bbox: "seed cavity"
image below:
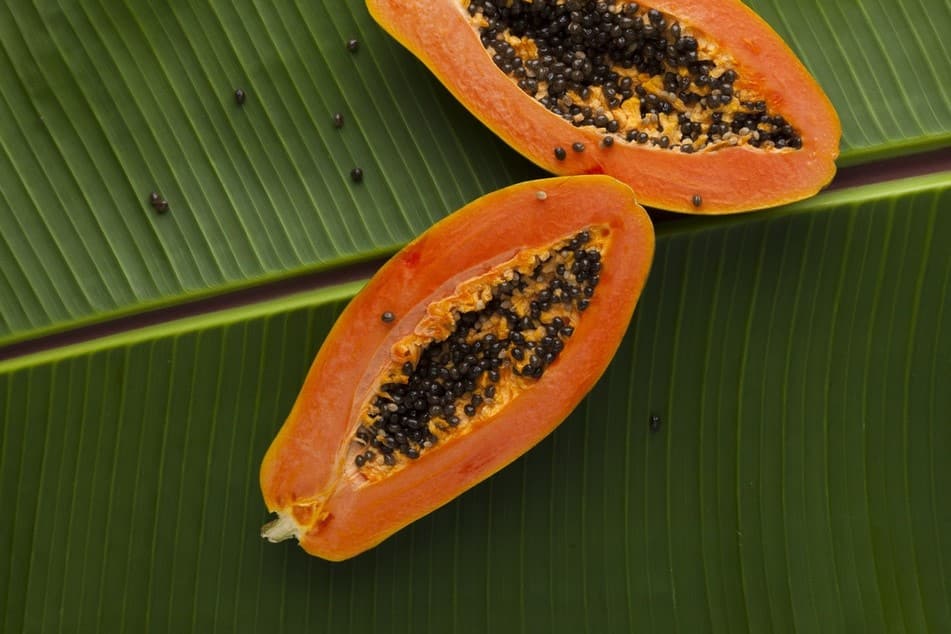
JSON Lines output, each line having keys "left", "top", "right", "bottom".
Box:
{"left": 351, "top": 227, "right": 608, "bottom": 480}
{"left": 465, "top": 0, "right": 803, "bottom": 153}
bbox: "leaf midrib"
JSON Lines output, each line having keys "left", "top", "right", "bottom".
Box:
{"left": 1, "top": 156, "right": 949, "bottom": 365}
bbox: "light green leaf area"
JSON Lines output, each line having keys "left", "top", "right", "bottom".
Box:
{"left": 3, "top": 173, "right": 948, "bottom": 633}
{"left": 746, "top": 0, "right": 951, "bottom": 164}
{"left": 1, "top": 1, "right": 949, "bottom": 346}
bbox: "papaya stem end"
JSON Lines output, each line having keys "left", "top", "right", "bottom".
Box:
{"left": 261, "top": 513, "right": 299, "bottom": 543}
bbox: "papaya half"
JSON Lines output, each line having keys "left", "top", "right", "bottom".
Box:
{"left": 366, "top": 0, "right": 841, "bottom": 214}
{"left": 260, "top": 175, "right": 654, "bottom": 560}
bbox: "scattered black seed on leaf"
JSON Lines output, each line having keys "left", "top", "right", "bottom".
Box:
{"left": 347, "top": 38, "right": 360, "bottom": 52}
{"left": 333, "top": 112, "right": 345, "bottom": 128}
{"left": 150, "top": 194, "right": 169, "bottom": 214}
{"left": 234, "top": 88, "right": 246, "bottom": 105}
{"left": 649, "top": 414, "right": 662, "bottom": 432}
{"left": 350, "top": 167, "right": 364, "bottom": 183}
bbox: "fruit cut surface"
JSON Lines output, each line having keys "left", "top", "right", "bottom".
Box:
{"left": 367, "top": 0, "right": 841, "bottom": 213}
{"left": 259, "top": 175, "right": 654, "bottom": 560}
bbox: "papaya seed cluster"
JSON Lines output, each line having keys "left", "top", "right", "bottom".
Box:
{"left": 466, "top": 0, "right": 803, "bottom": 153}
{"left": 353, "top": 229, "right": 603, "bottom": 472}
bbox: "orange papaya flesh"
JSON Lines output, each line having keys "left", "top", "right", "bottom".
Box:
{"left": 259, "top": 176, "right": 654, "bottom": 561}
{"left": 366, "top": 0, "right": 841, "bottom": 214}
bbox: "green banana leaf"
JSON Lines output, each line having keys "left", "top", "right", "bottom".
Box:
{"left": 2, "top": 174, "right": 949, "bottom": 632}
{"left": 1, "top": 0, "right": 950, "bottom": 632}
{"left": 1, "top": 0, "right": 949, "bottom": 345}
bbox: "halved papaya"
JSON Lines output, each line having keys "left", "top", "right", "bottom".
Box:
{"left": 367, "top": 0, "right": 841, "bottom": 214}
{"left": 260, "top": 175, "right": 654, "bottom": 560}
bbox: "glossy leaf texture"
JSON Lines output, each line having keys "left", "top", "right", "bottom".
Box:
{"left": 1, "top": 0, "right": 949, "bottom": 345}
{"left": 746, "top": 0, "right": 951, "bottom": 164}
{"left": 0, "top": 1, "right": 542, "bottom": 346}
{"left": 2, "top": 173, "right": 949, "bottom": 633}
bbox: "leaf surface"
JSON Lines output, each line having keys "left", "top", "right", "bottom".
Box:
{"left": 1, "top": 1, "right": 949, "bottom": 344}
{"left": 3, "top": 173, "right": 948, "bottom": 633}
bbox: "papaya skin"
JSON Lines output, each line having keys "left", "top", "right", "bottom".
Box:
{"left": 366, "top": 0, "right": 841, "bottom": 214}
{"left": 260, "top": 175, "right": 654, "bottom": 561}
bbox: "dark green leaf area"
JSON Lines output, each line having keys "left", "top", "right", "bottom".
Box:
{"left": 2, "top": 177, "right": 949, "bottom": 633}
{"left": 0, "top": 1, "right": 541, "bottom": 345}
{"left": 3, "top": 0, "right": 951, "bottom": 345}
